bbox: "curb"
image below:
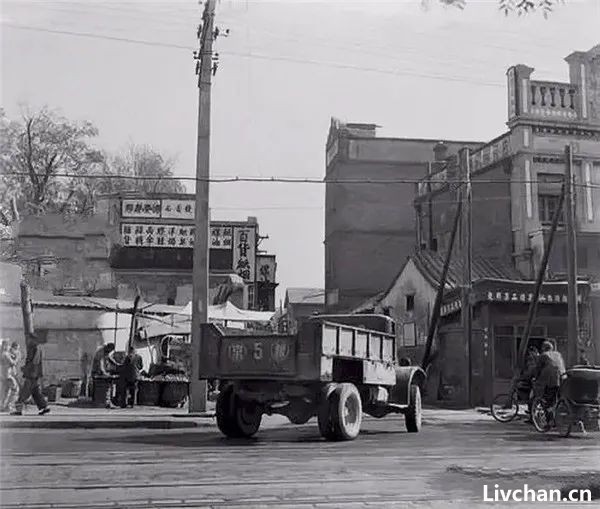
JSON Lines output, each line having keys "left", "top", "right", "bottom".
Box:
{"left": 0, "top": 416, "right": 216, "bottom": 430}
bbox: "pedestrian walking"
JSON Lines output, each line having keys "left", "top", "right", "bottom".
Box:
{"left": 116, "top": 346, "right": 143, "bottom": 408}
{"left": 1, "top": 341, "right": 21, "bottom": 412}
{"left": 10, "top": 335, "right": 49, "bottom": 416}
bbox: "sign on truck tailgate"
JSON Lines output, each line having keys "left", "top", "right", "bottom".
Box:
{"left": 219, "top": 336, "right": 296, "bottom": 376}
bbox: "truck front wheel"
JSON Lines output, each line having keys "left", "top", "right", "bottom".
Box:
{"left": 405, "top": 384, "right": 422, "bottom": 433}
{"left": 330, "top": 383, "right": 362, "bottom": 441}
{"left": 216, "top": 386, "right": 262, "bottom": 438}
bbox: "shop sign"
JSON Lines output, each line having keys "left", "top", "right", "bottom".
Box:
{"left": 210, "top": 226, "right": 233, "bottom": 250}
{"left": 121, "top": 223, "right": 195, "bottom": 248}
{"left": 121, "top": 199, "right": 161, "bottom": 218}
{"left": 233, "top": 227, "right": 255, "bottom": 282}
{"left": 257, "top": 255, "right": 276, "bottom": 283}
{"left": 121, "top": 198, "right": 195, "bottom": 219}
{"left": 485, "top": 290, "right": 582, "bottom": 304}
{"left": 161, "top": 200, "right": 195, "bottom": 219}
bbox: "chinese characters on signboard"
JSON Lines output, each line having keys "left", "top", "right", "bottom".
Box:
{"left": 257, "top": 255, "right": 276, "bottom": 283}
{"left": 121, "top": 224, "right": 238, "bottom": 250}
{"left": 121, "top": 199, "right": 194, "bottom": 219}
{"left": 211, "top": 227, "right": 233, "bottom": 250}
{"left": 233, "top": 227, "right": 256, "bottom": 282}
{"left": 485, "top": 291, "right": 581, "bottom": 304}
{"left": 121, "top": 223, "right": 195, "bottom": 248}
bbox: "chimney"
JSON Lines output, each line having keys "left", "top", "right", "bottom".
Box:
{"left": 433, "top": 142, "right": 448, "bottom": 162}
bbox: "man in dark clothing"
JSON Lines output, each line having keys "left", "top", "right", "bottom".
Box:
{"left": 117, "top": 347, "right": 143, "bottom": 408}
{"left": 11, "top": 336, "right": 49, "bottom": 416}
{"left": 533, "top": 340, "right": 566, "bottom": 406}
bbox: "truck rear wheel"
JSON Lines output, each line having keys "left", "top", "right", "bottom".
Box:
{"left": 317, "top": 383, "right": 338, "bottom": 440}
{"left": 405, "top": 384, "right": 422, "bottom": 433}
{"left": 330, "top": 383, "right": 362, "bottom": 441}
{"left": 216, "top": 386, "right": 262, "bottom": 438}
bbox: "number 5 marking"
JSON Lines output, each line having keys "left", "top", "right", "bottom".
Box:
{"left": 253, "top": 342, "right": 263, "bottom": 360}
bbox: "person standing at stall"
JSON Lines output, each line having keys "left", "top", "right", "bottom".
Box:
{"left": 91, "top": 343, "right": 119, "bottom": 408}
{"left": 117, "top": 346, "right": 143, "bottom": 408}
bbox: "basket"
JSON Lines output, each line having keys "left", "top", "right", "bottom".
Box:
{"left": 61, "top": 379, "right": 83, "bottom": 399}
{"left": 160, "top": 381, "right": 189, "bottom": 408}
{"left": 137, "top": 380, "right": 162, "bottom": 406}
{"left": 46, "top": 385, "right": 62, "bottom": 402}
{"left": 92, "top": 377, "right": 114, "bottom": 406}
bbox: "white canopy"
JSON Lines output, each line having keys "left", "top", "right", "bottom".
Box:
{"left": 140, "top": 301, "right": 275, "bottom": 338}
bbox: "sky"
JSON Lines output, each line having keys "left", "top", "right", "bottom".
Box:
{"left": 1, "top": 0, "right": 599, "bottom": 304}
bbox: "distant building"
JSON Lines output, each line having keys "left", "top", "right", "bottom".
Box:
{"left": 284, "top": 287, "right": 325, "bottom": 333}
{"left": 324, "top": 119, "right": 482, "bottom": 312}
{"left": 13, "top": 193, "right": 278, "bottom": 310}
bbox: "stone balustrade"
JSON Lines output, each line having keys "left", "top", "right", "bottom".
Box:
{"left": 529, "top": 80, "right": 579, "bottom": 120}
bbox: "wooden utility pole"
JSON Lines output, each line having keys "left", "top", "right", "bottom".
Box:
{"left": 20, "top": 280, "right": 35, "bottom": 340}
{"left": 127, "top": 295, "right": 140, "bottom": 353}
{"left": 564, "top": 144, "right": 580, "bottom": 367}
{"left": 517, "top": 183, "right": 565, "bottom": 367}
{"left": 190, "top": 0, "right": 216, "bottom": 413}
{"left": 459, "top": 148, "right": 473, "bottom": 406}
{"left": 421, "top": 191, "right": 463, "bottom": 371}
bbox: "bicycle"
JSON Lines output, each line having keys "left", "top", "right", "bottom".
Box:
{"left": 490, "top": 376, "right": 533, "bottom": 423}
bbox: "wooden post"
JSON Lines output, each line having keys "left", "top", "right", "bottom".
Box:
{"left": 20, "top": 280, "right": 35, "bottom": 340}
{"left": 564, "top": 144, "right": 580, "bottom": 367}
{"left": 127, "top": 295, "right": 140, "bottom": 353}
{"left": 517, "top": 182, "right": 566, "bottom": 368}
{"left": 421, "top": 191, "right": 463, "bottom": 370}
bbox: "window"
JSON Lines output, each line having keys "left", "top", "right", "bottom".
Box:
{"left": 430, "top": 238, "right": 438, "bottom": 252}
{"left": 405, "top": 294, "right": 415, "bottom": 312}
{"left": 538, "top": 194, "right": 564, "bottom": 225}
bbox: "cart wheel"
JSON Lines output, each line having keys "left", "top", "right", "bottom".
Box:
{"left": 490, "top": 392, "right": 519, "bottom": 423}
{"left": 216, "top": 386, "right": 262, "bottom": 438}
{"left": 405, "top": 384, "right": 422, "bottom": 433}
{"left": 531, "top": 397, "right": 551, "bottom": 432}
{"left": 554, "top": 399, "right": 572, "bottom": 438}
{"left": 317, "top": 383, "right": 338, "bottom": 440}
{"left": 330, "top": 383, "right": 362, "bottom": 441}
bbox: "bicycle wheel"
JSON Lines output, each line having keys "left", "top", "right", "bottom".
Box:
{"left": 531, "top": 396, "right": 551, "bottom": 432}
{"left": 491, "top": 392, "right": 519, "bottom": 422}
{"left": 554, "top": 399, "right": 572, "bottom": 438}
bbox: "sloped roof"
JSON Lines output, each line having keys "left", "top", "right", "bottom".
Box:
{"left": 285, "top": 288, "right": 325, "bottom": 305}
{"left": 413, "top": 250, "right": 525, "bottom": 289}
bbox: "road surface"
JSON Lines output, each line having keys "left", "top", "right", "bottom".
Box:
{"left": 1, "top": 411, "right": 599, "bottom": 508}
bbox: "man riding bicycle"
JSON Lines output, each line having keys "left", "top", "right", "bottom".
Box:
{"left": 533, "top": 340, "right": 566, "bottom": 408}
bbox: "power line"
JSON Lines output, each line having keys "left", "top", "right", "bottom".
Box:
{"left": 1, "top": 22, "right": 504, "bottom": 87}
{"left": 3, "top": 171, "right": 599, "bottom": 189}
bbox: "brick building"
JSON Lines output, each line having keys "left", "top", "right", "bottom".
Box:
{"left": 14, "top": 193, "right": 278, "bottom": 311}
{"left": 324, "top": 118, "right": 482, "bottom": 312}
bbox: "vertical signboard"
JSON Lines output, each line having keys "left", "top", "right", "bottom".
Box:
{"left": 233, "top": 227, "right": 256, "bottom": 282}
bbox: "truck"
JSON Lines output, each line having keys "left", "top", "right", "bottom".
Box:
{"left": 199, "top": 314, "right": 426, "bottom": 441}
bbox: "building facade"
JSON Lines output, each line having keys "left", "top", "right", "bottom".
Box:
{"left": 324, "top": 118, "right": 482, "bottom": 312}
{"left": 415, "top": 45, "right": 600, "bottom": 282}
{"left": 14, "top": 193, "right": 278, "bottom": 310}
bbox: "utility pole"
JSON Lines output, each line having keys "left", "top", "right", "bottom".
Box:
{"left": 459, "top": 148, "right": 473, "bottom": 406}
{"left": 565, "top": 144, "right": 580, "bottom": 367}
{"left": 190, "top": 0, "right": 217, "bottom": 413}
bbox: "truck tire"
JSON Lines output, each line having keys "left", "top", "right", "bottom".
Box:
{"left": 317, "top": 383, "right": 338, "bottom": 440}
{"left": 405, "top": 384, "right": 422, "bottom": 433}
{"left": 330, "top": 383, "right": 362, "bottom": 441}
{"left": 216, "top": 386, "right": 262, "bottom": 438}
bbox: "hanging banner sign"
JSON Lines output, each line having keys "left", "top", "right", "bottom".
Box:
{"left": 233, "top": 227, "right": 256, "bottom": 282}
